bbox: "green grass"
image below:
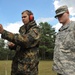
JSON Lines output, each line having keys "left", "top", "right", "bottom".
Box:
{"left": 0, "top": 60, "right": 56, "bottom": 75}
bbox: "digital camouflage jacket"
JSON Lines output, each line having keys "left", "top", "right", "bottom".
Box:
{"left": 53, "top": 21, "right": 75, "bottom": 75}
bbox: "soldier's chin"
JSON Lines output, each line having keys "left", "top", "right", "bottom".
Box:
{"left": 59, "top": 20, "right": 63, "bottom": 24}
{"left": 24, "top": 22, "right": 28, "bottom": 25}
{"left": 23, "top": 22, "right": 26, "bottom": 25}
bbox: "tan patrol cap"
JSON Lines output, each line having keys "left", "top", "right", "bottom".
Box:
{"left": 55, "top": 5, "right": 68, "bottom": 18}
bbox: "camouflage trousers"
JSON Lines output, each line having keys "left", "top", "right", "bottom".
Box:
{"left": 11, "top": 71, "right": 38, "bottom": 75}
{"left": 57, "top": 73, "right": 62, "bottom": 75}
{"left": 11, "top": 59, "right": 39, "bottom": 75}
{"left": 11, "top": 65, "right": 38, "bottom": 75}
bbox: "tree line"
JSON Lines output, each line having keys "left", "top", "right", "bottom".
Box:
{"left": 0, "top": 22, "right": 56, "bottom": 60}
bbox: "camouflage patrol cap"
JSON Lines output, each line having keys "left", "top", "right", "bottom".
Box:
{"left": 55, "top": 5, "right": 68, "bottom": 18}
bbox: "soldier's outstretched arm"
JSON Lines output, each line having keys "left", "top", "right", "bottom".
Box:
{"left": 1, "top": 26, "right": 40, "bottom": 48}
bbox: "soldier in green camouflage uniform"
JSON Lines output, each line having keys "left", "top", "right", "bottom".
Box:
{"left": 0, "top": 10, "right": 40, "bottom": 75}
{"left": 53, "top": 5, "right": 75, "bottom": 75}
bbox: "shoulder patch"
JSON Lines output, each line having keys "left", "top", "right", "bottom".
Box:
{"left": 33, "top": 29, "right": 38, "bottom": 35}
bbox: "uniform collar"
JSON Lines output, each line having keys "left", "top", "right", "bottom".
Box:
{"left": 59, "top": 21, "right": 71, "bottom": 31}
{"left": 25, "top": 20, "right": 37, "bottom": 31}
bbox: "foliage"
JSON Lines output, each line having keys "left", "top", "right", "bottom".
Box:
{"left": 39, "top": 22, "right": 56, "bottom": 60}
{"left": 0, "top": 39, "right": 15, "bottom": 60}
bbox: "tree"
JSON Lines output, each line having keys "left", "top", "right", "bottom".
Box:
{"left": 39, "top": 22, "right": 56, "bottom": 60}
{"left": 0, "top": 39, "right": 6, "bottom": 60}
{"left": 0, "top": 39, "right": 15, "bottom": 60}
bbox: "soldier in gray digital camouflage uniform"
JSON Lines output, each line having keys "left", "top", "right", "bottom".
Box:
{"left": 0, "top": 10, "right": 40, "bottom": 75}
{"left": 52, "top": 5, "right": 75, "bottom": 75}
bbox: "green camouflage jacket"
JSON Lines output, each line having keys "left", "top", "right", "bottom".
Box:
{"left": 1, "top": 20, "right": 40, "bottom": 75}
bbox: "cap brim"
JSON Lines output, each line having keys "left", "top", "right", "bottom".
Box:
{"left": 55, "top": 11, "right": 65, "bottom": 18}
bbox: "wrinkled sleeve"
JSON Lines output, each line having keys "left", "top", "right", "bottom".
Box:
{"left": 1, "top": 27, "right": 40, "bottom": 48}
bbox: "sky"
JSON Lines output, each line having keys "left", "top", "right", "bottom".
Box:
{"left": 0, "top": 0, "right": 75, "bottom": 34}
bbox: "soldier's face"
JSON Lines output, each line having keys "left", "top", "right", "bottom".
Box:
{"left": 22, "top": 12, "right": 30, "bottom": 25}
{"left": 57, "top": 11, "right": 69, "bottom": 25}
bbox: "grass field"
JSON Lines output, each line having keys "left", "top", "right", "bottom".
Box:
{"left": 0, "top": 60, "right": 57, "bottom": 75}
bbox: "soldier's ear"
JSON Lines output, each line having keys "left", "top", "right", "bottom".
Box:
{"left": 66, "top": 11, "right": 69, "bottom": 15}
